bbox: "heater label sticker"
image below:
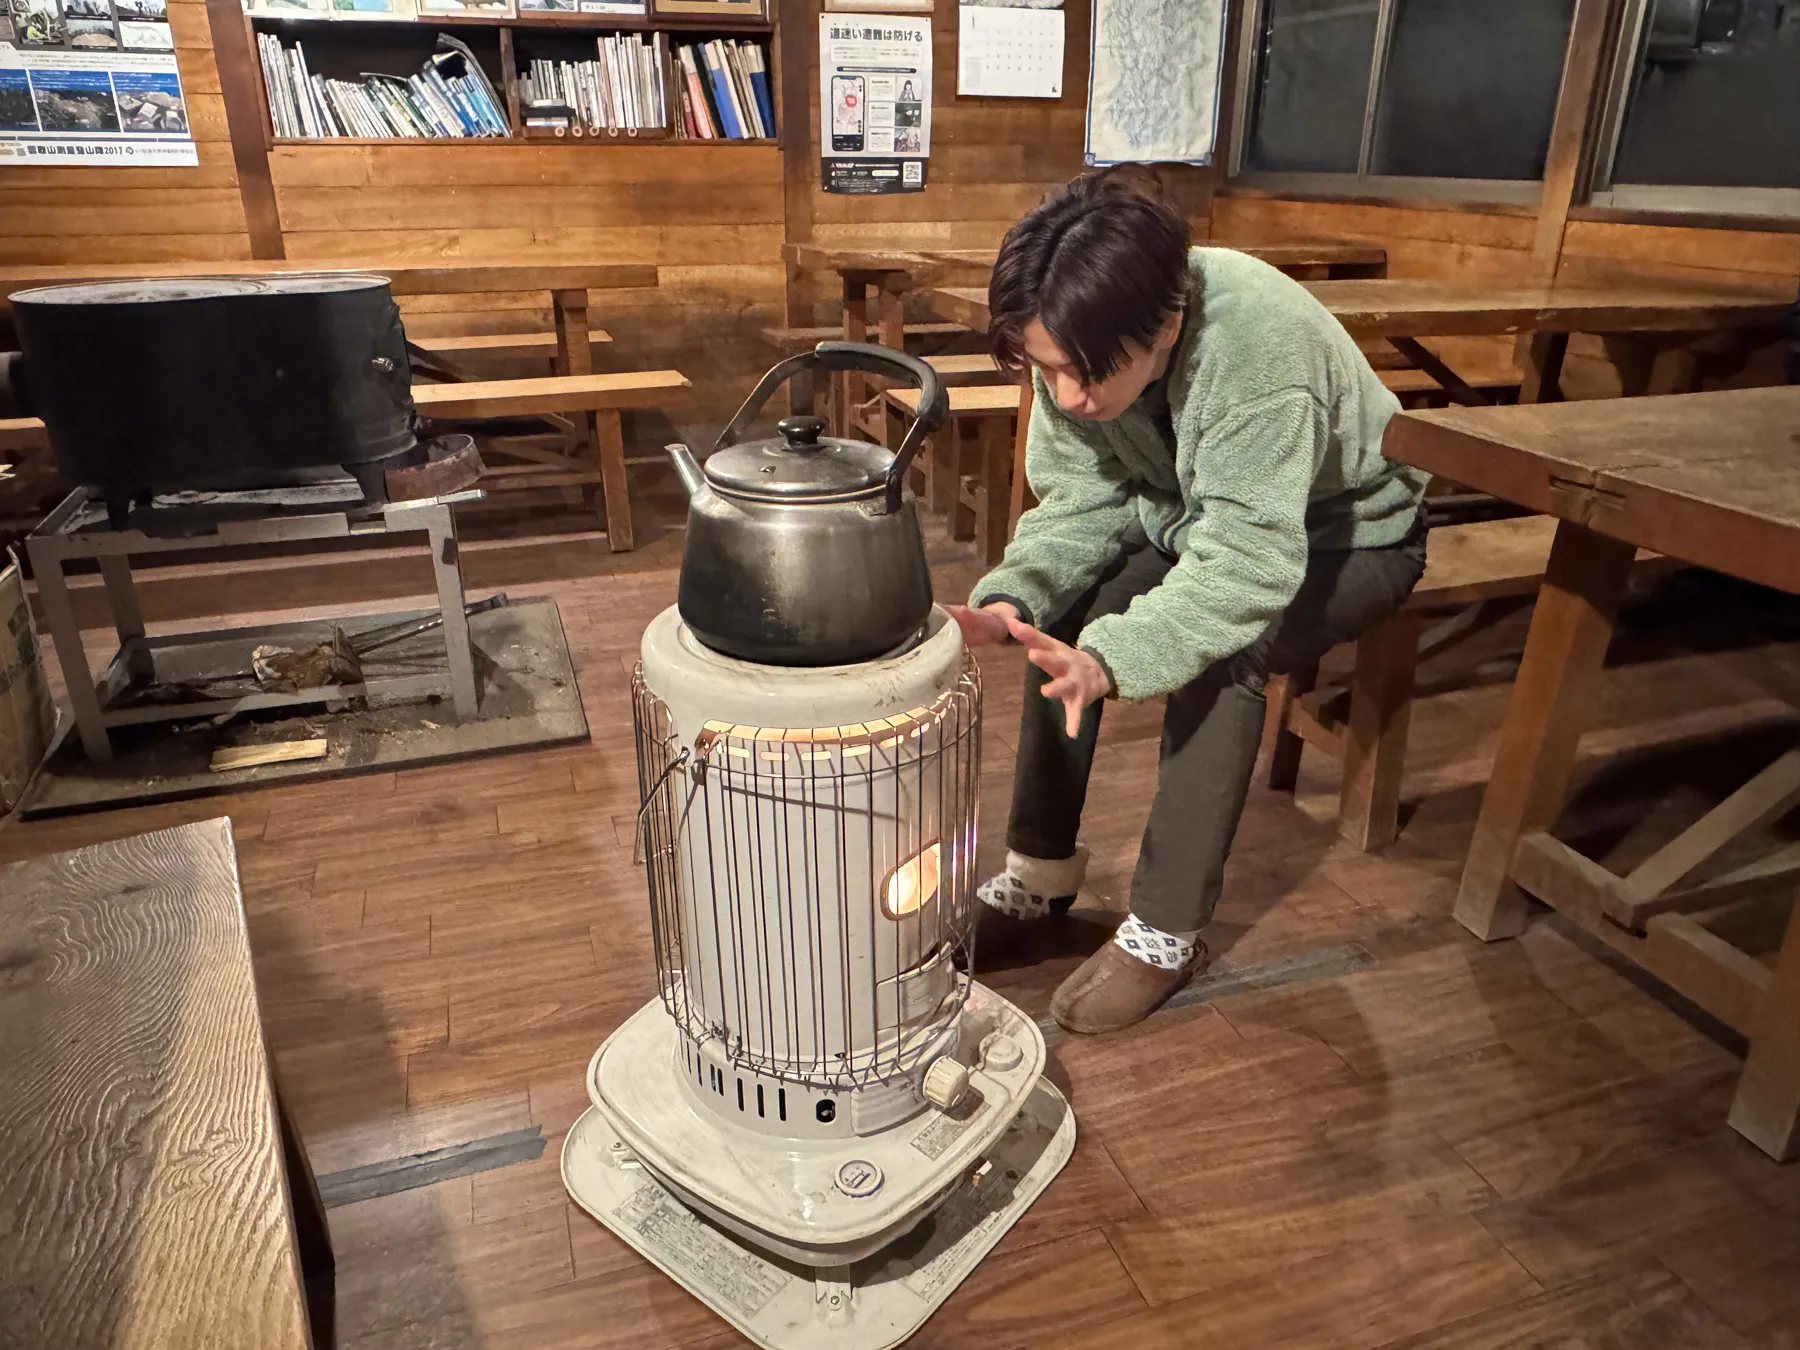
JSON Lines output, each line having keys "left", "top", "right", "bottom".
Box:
{"left": 615, "top": 1186, "right": 790, "bottom": 1318}
{"left": 897, "top": 1181, "right": 1011, "bottom": 1301}
{"left": 910, "top": 1094, "right": 989, "bottom": 1161}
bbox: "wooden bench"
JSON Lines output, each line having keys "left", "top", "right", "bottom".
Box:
{"left": 763, "top": 324, "right": 985, "bottom": 440}
{"left": 414, "top": 369, "right": 688, "bottom": 550}
{"left": 411, "top": 328, "right": 613, "bottom": 371}
{"left": 760, "top": 322, "right": 970, "bottom": 350}
{"left": 0, "top": 417, "right": 48, "bottom": 453}
{"left": 1379, "top": 366, "right": 1521, "bottom": 408}
{"left": 1263, "top": 514, "right": 1663, "bottom": 851}
{"left": 0, "top": 818, "right": 331, "bottom": 1350}
{"left": 925, "top": 353, "right": 1006, "bottom": 386}
{"left": 883, "top": 383, "right": 1022, "bottom": 564}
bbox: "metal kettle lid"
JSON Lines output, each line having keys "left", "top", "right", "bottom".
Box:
{"left": 703, "top": 415, "right": 893, "bottom": 500}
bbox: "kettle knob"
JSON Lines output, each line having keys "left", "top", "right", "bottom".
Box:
{"left": 777, "top": 415, "right": 827, "bottom": 450}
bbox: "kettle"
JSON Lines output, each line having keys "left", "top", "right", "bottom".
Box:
{"left": 665, "top": 342, "right": 948, "bottom": 667}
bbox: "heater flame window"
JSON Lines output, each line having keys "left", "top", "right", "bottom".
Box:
{"left": 882, "top": 842, "right": 941, "bottom": 919}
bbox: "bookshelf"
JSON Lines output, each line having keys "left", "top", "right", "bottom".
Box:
{"left": 247, "top": 9, "right": 779, "bottom": 146}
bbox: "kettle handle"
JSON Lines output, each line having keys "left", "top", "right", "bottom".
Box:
{"left": 715, "top": 341, "right": 948, "bottom": 516}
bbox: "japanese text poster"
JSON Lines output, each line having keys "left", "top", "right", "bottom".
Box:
{"left": 819, "top": 13, "right": 930, "bottom": 195}
{"left": 1, "top": 0, "right": 196, "bottom": 166}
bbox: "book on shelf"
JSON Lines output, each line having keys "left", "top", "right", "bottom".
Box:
{"left": 517, "top": 0, "right": 644, "bottom": 10}
{"left": 672, "top": 38, "right": 771, "bottom": 141}
{"left": 260, "top": 29, "right": 510, "bottom": 138}
{"left": 247, "top": 0, "right": 417, "bottom": 17}
{"left": 415, "top": 0, "right": 514, "bottom": 17}
{"left": 518, "top": 30, "right": 668, "bottom": 135}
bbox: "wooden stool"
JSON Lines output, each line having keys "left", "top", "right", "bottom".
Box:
{"left": 1263, "top": 515, "right": 1663, "bottom": 850}
{"left": 882, "top": 383, "right": 1022, "bottom": 564}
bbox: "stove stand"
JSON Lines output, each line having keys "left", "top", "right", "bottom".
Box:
{"left": 27, "top": 482, "right": 483, "bottom": 762}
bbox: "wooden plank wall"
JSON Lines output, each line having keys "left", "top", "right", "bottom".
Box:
{"left": 268, "top": 141, "right": 785, "bottom": 439}
{"left": 792, "top": 0, "right": 1211, "bottom": 327}
{"left": 0, "top": 0, "right": 251, "bottom": 266}
{"left": 0, "top": 3, "right": 1791, "bottom": 420}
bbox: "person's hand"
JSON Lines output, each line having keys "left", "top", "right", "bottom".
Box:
{"left": 945, "top": 601, "right": 1019, "bottom": 648}
{"left": 1005, "top": 615, "right": 1112, "bottom": 737}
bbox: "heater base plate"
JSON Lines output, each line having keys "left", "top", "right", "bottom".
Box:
{"left": 562, "top": 1077, "right": 1074, "bottom": 1350}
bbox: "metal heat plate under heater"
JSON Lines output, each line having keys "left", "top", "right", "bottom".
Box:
{"left": 563, "top": 1024, "right": 1073, "bottom": 1350}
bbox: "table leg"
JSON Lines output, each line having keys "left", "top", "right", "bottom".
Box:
{"left": 26, "top": 535, "right": 111, "bottom": 762}
{"left": 835, "top": 273, "right": 870, "bottom": 438}
{"left": 1727, "top": 892, "right": 1800, "bottom": 1160}
{"left": 1263, "top": 665, "right": 1315, "bottom": 793}
{"left": 1644, "top": 341, "right": 1701, "bottom": 395}
{"left": 1340, "top": 609, "right": 1423, "bottom": 852}
{"left": 427, "top": 509, "right": 480, "bottom": 720}
{"left": 1607, "top": 333, "right": 1702, "bottom": 397}
{"left": 552, "top": 287, "right": 610, "bottom": 535}
{"left": 1519, "top": 331, "right": 1569, "bottom": 404}
{"left": 977, "top": 414, "right": 1011, "bottom": 565}
{"left": 593, "top": 408, "right": 634, "bottom": 552}
{"left": 557, "top": 289, "right": 633, "bottom": 548}
{"left": 552, "top": 287, "right": 590, "bottom": 381}
{"left": 1007, "top": 377, "right": 1034, "bottom": 542}
{"left": 852, "top": 273, "right": 912, "bottom": 442}
{"left": 1453, "top": 521, "right": 1636, "bottom": 940}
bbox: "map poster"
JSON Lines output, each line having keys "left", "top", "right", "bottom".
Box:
{"left": 818, "top": 13, "right": 930, "bottom": 195}
{"left": 1, "top": 1, "right": 196, "bottom": 167}
{"left": 1085, "top": 0, "right": 1226, "bottom": 166}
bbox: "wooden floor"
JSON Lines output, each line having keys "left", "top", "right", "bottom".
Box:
{"left": 5, "top": 518, "right": 1800, "bottom": 1350}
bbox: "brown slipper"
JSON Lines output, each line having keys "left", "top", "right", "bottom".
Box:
{"left": 1050, "top": 939, "right": 1208, "bottom": 1035}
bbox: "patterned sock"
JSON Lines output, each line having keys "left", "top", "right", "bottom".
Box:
{"left": 1112, "top": 913, "right": 1201, "bottom": 971}
{"left": 976, "top": 848, "right": 1088, "bottom": 921}
{"left": 977, "top": 870, "right": 1051, "bottom": 919}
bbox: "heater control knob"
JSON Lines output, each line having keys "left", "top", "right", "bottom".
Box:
{"left": 922, "top": 1056, "right": 971, "bottom": 1111}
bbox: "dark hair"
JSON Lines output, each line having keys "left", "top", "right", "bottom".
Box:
{"left": 988, "top": 168, "right": 1191, "bottom": 385}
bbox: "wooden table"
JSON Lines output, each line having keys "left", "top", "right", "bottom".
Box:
{"left": 0, "top": 817, "right": 333, "bottom": 1347}
{"left": 1311, "top": 278, "right": 1790, "bottom": 405}
{"left": 1384, "top": 385, "right": 1800, "bottom": 1162}
{"left": 930, "top": 277, "right": 1790, "bottom": 405}
{"left": 792, "top": 240, "right": 1389, "bottom": 442}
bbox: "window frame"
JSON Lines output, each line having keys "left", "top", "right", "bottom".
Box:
{"left": 1586, "top": 0, "right": 1800, "bottom": 220}
{"left": 1225, "top": 0, "right": 1554, "bottom": 207}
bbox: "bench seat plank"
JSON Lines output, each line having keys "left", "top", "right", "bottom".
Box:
{"left": 412, "top": 370, "right": 689, "bottom": 419}
{"left": 412, "top": 330, "right": 612, "bottom": 356}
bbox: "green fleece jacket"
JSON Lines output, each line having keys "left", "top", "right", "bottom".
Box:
{"left": 971, "top": 247, "right": 1428, "bottom": 702}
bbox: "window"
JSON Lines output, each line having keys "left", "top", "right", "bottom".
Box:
{"left": 1232, "top": 0, "right": 1581, "bottom": 202}
{"left": 1591, "top": 0, "right": 1800, "bottom": 216}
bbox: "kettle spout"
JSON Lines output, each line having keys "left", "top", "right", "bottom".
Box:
{"left": 664, "top": 443, "right": 707, "bottom": 501}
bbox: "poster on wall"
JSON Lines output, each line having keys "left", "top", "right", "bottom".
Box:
{"left": 958, "top": 0, "right": 1064, "bottom": 100}
{"left": 1085, "top": 0, "right": 1225, "bottom": 166}
{"left": 0, "top": 0, "right": 195, "bottom": 164}
{"left": 818, "top": 13, "right": 930, "bottom": 195}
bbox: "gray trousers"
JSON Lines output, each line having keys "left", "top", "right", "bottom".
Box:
{"left": 1007, "top": 522, "right": 1427, "bottom": 933}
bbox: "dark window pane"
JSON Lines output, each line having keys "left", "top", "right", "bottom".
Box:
{"left": 1612, "top": 0, "right": 1800, "bottom": 189}
{"left": 1244, "top": 0, "right": 1380, "bottom": 173}
{"left": 1370, "top": 0, "right": 1577, "bottom": 180}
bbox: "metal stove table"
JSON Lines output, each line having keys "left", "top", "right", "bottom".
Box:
{"left": 27, "top": 481, "right": 482, "bottom": 762}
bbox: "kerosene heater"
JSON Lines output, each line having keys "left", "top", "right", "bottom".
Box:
{"left": 561, "top": 345, "right": 1073, "bottom": 1350}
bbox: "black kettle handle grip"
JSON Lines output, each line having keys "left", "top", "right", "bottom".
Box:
{"left": 714, "top": 341, "right": 948, "bottom": 515}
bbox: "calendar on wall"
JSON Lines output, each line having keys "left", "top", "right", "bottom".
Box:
{"left": 957, "top": 0, "right": 1064, "bottom": 100}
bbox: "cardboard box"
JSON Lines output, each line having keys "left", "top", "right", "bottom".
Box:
{"left": 0, "top": 556, "right": 55, "bottom": 814}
